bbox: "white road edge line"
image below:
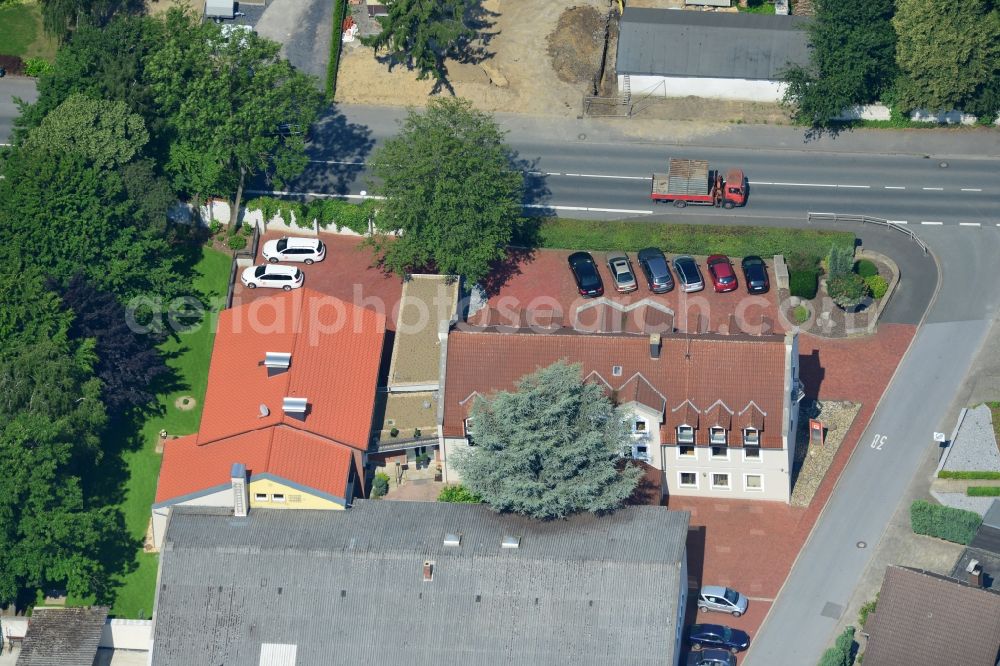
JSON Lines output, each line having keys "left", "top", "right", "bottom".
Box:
{"left": 524, "top": 204, "right": 653, "bottom": 215}
{"left": 887, "top": 220, "right": 907, "bottom": 225}
{"left": 961, "top": 188, "right": 983, "bottom": 192}
{"left": 921, "top": 221, "right": 944, "bottom": 225}
{"left": 959, "top": 222, "right": 982, "bottom": 227}
{"left": 308, "top": 160, "right": 365, "bottom": 165}
{"left": 576, "top": 174, "right": 652, "bottom": 180}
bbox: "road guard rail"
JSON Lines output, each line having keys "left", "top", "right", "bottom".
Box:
{"left": 807, "top": 212, "right": 930, "bottom": 255}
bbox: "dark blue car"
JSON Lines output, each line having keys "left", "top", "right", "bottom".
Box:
{"left": 688, "top": 623, "right": 751, "bottom": 653}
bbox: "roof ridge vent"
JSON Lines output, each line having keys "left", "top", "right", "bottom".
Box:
{"left": 501, "top": 535, "right": 521, "bottom": 550}
{"left": 264, "top": 352, "right": 292, "bottom": 376}
{"left": 443, "top": 533, "right": 462, "bottom": 547}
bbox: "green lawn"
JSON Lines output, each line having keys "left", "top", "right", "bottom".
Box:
{"left": 80, "top": 247, "right": 230, "bottom": 618}
{"left": 739, "top": 1, "right": 777, "bottom": 14}
{"left": 531, "top": 217, "right": 855, "bottom": 259}
{"left": 0, "top": 3, "right": 57, "bottom": 60}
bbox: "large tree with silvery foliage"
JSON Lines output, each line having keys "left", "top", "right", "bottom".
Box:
{"left": 454, "top": 361, "right": 642, "bottom": 520}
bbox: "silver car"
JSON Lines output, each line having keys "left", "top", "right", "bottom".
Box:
{"left": 606, "top": 252, "right": 638, "bottom": 293}
{"left": 673, "top": 255, "right": 705, "bottom": 293}
{"left": 697, "top": 586, "right": 749, "bottom": 617}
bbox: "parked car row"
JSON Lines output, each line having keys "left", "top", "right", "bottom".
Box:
{"left": 241, "top": 237, "right": 326, "bottom": 291}
{"left": 567, "top": 250, "right": 769, "bottom": 298}
{"left": 685, "top": 586, "right": 752, "bottom": 666}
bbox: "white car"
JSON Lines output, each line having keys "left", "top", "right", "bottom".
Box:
{"left": 241, "top": 264, "right": 304, "bottom": 291}
{"left": 262, "top": 237, "right": 326, "bottom": 264}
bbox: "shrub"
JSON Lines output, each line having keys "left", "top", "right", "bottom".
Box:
{"left": 371, "top": 472, "right": 390, "bottom": 498}
{"left": 827, "top": 273, "right": 868, "bottom": 308}
{"left": 855, "top": 259, "right": 878, "bottom": 278}
{"left": 793, "top": 304, "right": 810, "bottom": 324}
{"left": 827, "top": 244, "right": 855, "bottom": 278}
{"left": 438, "top": 484, "right": 483, "bottom": 503}
{"left": 865, "top": 275, "right": 888, "bottom": 299}
{"left": 910, "top": 499, "right": 981, "bottom": 544}
{"left": 0, "top": 55, "right": 25, "bottom": 76}
{"left": 818, "top": 626, "right": 856, "bottom": 666}
{"left": 208, "top": 220, "right": 223, "bottom": 236}
{"left": 787, "top": 251, "right": 821, "bottom": 272}
{"left": 968, "top": 486, "right": 1000, "bottom": 496}
{"left": 789, "top": 269, "right": 819, "bottom": 299}
{"left": 226, "top": 234, "right": 248, "bottom": 251}
{"left": 23, "top": 57, "right": 52, "bottom": 77}
{"left": 939, "top": 470, "right": 1000, "bottom": 480}
{"left": 858, "top": 595, "right": 878, "bottom": 628}
{"left": 241, "top": 222, "right": 254, "bottom": 237}
{"left": 326, "top": 0, "right": 348, "bottom": 100}
{"left": 389, "top": 427, "right": 399, "bottom": 437}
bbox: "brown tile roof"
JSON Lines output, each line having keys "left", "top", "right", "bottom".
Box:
{"left": 703, "top": 401, "right": 734, "bottom": 430}
{"left": 864, "top": 566, "right": 1000, "bottom": 666}
{"left": 443, "top": 327, "right": 789, "bottom": 448}
{"left": 737, "top": 402, "right": 766, "bottom": 431}
{"left": 618, "top": 374, "right": 666, "bottom": 413}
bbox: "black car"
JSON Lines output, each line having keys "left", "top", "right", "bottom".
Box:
{"left": 686, "top": 648, "right": 736, "bottom": 666}
{"left": 688, "top": 624, "right": 750, "bottom": 653}
{"left": 568, "top": 251, "right": 604, "bottom": 297}
{"left": 740, "top": 256, "right": 770, "bottom": 294}
{"left": 673, "top": 255, "right": 705, "bottom": 293}
{"left": 637, "top": 247, "right": 674, "bottom": 293}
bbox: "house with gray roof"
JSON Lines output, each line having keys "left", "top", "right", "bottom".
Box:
{"left": 615, "top": 8, "right": 811, "bottom": 102}
{"left": 15, "top": 606, "right": 108, "bottom": 666}
{"left": 150, "top": 501, "right": 691, "bottom": 666}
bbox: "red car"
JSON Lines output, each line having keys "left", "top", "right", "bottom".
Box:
{"left": 706, "top": 255, "right": 738, "bottom": 293}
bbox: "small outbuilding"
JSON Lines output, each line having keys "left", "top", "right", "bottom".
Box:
{"left": 616, "top": 8, "right": 810, "bottom": 102}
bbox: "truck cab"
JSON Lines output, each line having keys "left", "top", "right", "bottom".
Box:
{"left": 723, "top": 169, "right": 747, "bottom": 207}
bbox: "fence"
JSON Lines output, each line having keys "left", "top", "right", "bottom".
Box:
{"left": 806, "top": 212, "right": 930, "bottom": 256}
{"left": 225, "top": 224, "right": 261, "bottom": 309}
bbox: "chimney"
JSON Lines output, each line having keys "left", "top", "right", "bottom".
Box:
{"left": 649, "top": 333, "right": 661, "bottom": 359}
{"left": 422, "top": 560, "right": 434, "bottom": 582}
{"left": 967, "top": 559, "right": 983, "bottom": 587}
{"left": 263, "top": 352, "right": 291, "bottom": 376}
{"left": 231, "top": 463, "right": 249, "bottom": 517}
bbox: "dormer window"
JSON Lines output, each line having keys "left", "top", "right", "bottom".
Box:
{"left": 464, "top": 418, "right": 475, "bottom": 446}
{"left": 634, "top": 419, "right": 647, "bottom": 433}
{"left": 710, "top": 427, "right": 727, "bottom": 446}
{"left": 676, "top": 425, "right": 694, "bottom": 444}
{"left": 743, "top": 428, "right": 759, "bottom": 446}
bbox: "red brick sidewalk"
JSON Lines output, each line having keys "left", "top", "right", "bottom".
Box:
{"left": 668, "top": 323, "right": 916, "bottom": 637}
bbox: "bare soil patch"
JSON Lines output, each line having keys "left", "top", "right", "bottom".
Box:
{"left": 336, "top": 0, "right": 611, "bottom": 115}
{"left": 547, "top": 6, "right": 606, "bottom": 85}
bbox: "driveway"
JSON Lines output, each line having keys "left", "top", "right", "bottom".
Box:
{"left": 254, "top": 0, "right": 331, "bottom": 81}
{"left": 0, "top": 76, "right": 38, "bottom": 143}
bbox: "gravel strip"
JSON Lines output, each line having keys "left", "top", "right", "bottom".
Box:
{"left": 943, "top": 404, "right": 1000, "bottom": 472}
{"left": 930, "top": 491, "right": 997, "bottom": 517}
{"left": 790, "top": 399, "right": 861, "bottom": 508}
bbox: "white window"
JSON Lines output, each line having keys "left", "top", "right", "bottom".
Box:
{"left": 711, "top": 444, "right": 729, "bottom": 460}
{"left": 676, "top": 425, "right": 694, "bottom": 444}
{"left": 710, "top": 427, "right": 727, "bottom": 445}
{"left": 743, "top": 428, "right": 759, "bottom": 446}
{"left": 744, "top": 474, "right": 763, "bottom": 492}
{"left": 678, "top": 472, "right": 698, "bottom": 488}
{"left": 631, "top": 443, "right": 650, "bottom": 462}
{"left": 677, "top": 444, "right": 696, "bottom": 459}
{"left": 743, "top": 445, "right": 761, "bottom": 462}
{"left": 634, "top": 419, "right": 647, "bottom": 433}
{"left": 612, "top": 365, "right": 623, "bottom": 377}
{"left": 254, "top": 493, "right": 268, "bottom": 502}
{"left": 711, "top": 473, "right": 730, "bottom": 490}
{"left": 271, "top": 493, "right": 286, "bottom": 503}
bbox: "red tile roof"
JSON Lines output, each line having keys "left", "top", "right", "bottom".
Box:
{"left": 154, "top": 427, "right": 353, "bottom": 505}
{"left": 155, "top": 289, "right": 384, "bottom": 506}
{"left": 198, "top": 288, "right": 385, "bottom": 449}
{"left": 444, "top": 327, "right": 789, "bottom": 448}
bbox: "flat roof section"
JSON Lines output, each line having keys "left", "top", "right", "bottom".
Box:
{"left": 375, "top": 391, "right": 440, "bottom": 450}
{"left": 387, "top": 275, "right": 459, "bottom": 389}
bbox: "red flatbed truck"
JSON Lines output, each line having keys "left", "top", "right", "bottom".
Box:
{"left": 650, "top": 158, "right": 747, "bottom": 209}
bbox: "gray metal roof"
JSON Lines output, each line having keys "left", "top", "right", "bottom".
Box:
{"left": 616, "top": 8, "right": 811, "bottom": 80}
{"left": 16, "top": 607, "right": 108, "bottom": 666}
{"left": 152, "top": 501, "right": 690, "bottom": 666}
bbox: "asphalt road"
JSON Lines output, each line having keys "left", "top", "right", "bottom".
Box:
{"left": 286, "top": 104, "right": 1000, "bottom": 228}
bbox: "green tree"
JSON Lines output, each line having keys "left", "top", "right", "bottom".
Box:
{"left": 146, "top": 9, "right": 323, "bottom": 225}
{"left": 367, "top": 98, "right": 524, "bottom": 284}
{"left": 24, "top": 94, "right": 148, "bottom": 170}
{"left": 39, "top": 0, "right": 143, "bottom": 43}
{"left": 361, "top": 0, "right": 477, "bottom": 88}
{"left": 453, "top": 361, "right": 642, "bottom": 520}
{"left": 781, "top": 0, "right": 897, "bottom": 128}
{"left": 0, "top": 265, "right": 126, "bottom": 605}
{"left": 437, "top": 484, "right": 482, "bottom": 503}
{"left": 893, "top": 0, "right": 1000, "bottom": 114}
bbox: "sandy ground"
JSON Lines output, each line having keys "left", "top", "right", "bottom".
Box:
{"left": 337, "top": 0, "right": 612, "bottom": 116}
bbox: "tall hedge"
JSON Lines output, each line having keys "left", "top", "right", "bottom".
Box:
{"left": 818, "top": 626, "right": 855, "bottom": 666}
{"left": 910, "top": 500, "right": 981, "bottom": 545}
{"left": 790, "top": 269, "right": 819, "bottom": 299}
{"left": 327, "top": 0, "right": 348, "bottom": 99}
